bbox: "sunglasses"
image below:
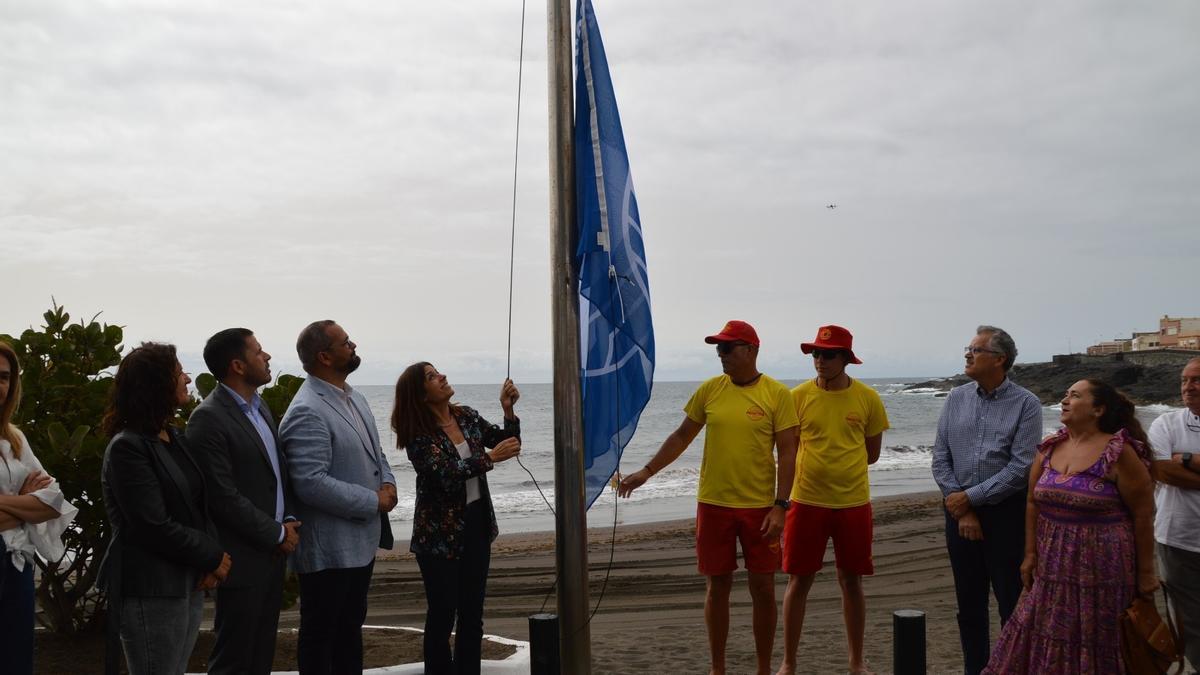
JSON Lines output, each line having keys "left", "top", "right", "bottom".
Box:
{"left": 811, "top": 349, "right": 846, "bottom": 361}
{"left": 715, "top": 341, "right": 749, "bottom": 355}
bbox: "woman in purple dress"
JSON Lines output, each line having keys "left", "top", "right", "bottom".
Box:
{"left": 983, "top": 379, "right": 1157, "bottom": 674}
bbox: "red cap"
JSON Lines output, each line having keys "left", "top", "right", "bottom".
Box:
{"left": 705, "top": 320, "right": 760, "bottom": 347}
{"left": 800, "top": 325, "right": 862, "bottom": 364}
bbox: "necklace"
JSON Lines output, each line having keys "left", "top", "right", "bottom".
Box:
{"left": 437, "top": 417, "right": 455, "bottom": 427}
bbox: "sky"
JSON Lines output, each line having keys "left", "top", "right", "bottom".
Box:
{"left": 3, "top": 0, "right": 1198, "bottom": 385}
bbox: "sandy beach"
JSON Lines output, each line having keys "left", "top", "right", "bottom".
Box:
{"left": 273, "top": 491, "right": 1000, "bottom": 674}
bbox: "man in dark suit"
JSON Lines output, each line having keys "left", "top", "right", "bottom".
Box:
{"left": 188, "top": 328, "right": 301, "bottom": 675}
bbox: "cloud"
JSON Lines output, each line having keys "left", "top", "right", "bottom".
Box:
{"left": 3, "top": 0, "right": 1198, "bottom": 383}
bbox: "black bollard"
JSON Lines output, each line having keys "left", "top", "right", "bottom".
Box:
{"left": 529, "top": 613, "right": 561, "bottom": 675}
{"left": 893, "top": 609, "right": 926, "bottom": 675}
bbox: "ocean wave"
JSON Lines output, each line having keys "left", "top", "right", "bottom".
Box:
{"left": 885, "top": 444, "right": 932, "bottom": 454}
{"left": 1139, "top": 403, "right": 1182, "bottom": 414}
{"left": 899, "top": 387, "right": 942, "bottom": 395}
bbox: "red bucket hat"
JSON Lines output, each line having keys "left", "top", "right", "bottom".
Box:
{"left": 800, "top": 325, "right": 862, "bottom": 364}
{"left": 704, "top": 320, "right": 760, "bottom": 347}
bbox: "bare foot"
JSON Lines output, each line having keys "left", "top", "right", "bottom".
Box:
{"left": 775, "top": 666, "right": 796, "bottom": 675}
{"left": 848, "top": 663, "right": 875, "bottom": 675}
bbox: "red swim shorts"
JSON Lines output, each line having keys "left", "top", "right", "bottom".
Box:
{"left": 782, "top": 501, "right": 874, "bottom": 576}
{"left": 695, "top": 502, "right": 781, "bottom": 576}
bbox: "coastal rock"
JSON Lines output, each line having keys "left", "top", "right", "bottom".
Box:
{"left": 904, "top": 360, "right": 1187, "bottom": 406}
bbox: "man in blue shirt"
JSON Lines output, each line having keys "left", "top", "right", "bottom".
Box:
{"left": 188, "top": 328, "right": 301, "bottom": 675}
{"left": 931, "top": 325, "right": 1042, "bottom": 675}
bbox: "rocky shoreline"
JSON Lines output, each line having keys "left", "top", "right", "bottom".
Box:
{"left": 904, "top": 359, "right": 1188, "bottom": 406}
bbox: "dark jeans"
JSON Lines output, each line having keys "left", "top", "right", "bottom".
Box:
{"left": 944, "top": 490, "right": 1026, "bottom": 675}
{"left": 0, "top": 539, "right": 35, "bottom": 675}
{"left": 296, "top": 561, "right": 374, "bottom": 675}
{"left": 416, "top": 500, "right": 492, "bottom": 675}
{"left": 119, "top": 591, "right": 204, "bottom": 675}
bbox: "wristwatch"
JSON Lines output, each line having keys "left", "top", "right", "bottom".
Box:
{"left": 1183, "top": 453, "right": 1193, "bottom": 470}
{"left": 774, "top": 499, "right": 790, "bottom": 510}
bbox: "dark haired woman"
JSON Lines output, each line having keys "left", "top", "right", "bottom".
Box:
{"left": 391, "top": 363, "right": 521, "bottom": 675}
{"left": 984, "top": 379, "right": 1157, "bottom": 674}
{"left": 0, "top": 342, "right": 78, "bottom": 675}
{"left": 100, "top": 342, "right": 231, "bottom": 674}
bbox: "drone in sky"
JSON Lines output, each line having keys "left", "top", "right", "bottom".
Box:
{"left": 826, "top": 204, "right": 837, "bottom": 209}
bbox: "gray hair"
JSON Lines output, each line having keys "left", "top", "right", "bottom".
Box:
{"left": 977, "top": 325, "right": 1017, "bottom": 372}
{"left": 296, "top": 320, "right": 336, "bottom": 373}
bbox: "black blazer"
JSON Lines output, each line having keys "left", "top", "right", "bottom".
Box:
{"left": 100, "top": 428, "right": 223, "bottom": 598}
{"left": 186, "top": 384, "right": 293, "bottom": 588}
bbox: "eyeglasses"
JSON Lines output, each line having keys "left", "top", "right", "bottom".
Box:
{"left": 715, "top": 342, "right": 749, "bottom": 355}
{"left": 811, "top": 349, "right": 846, "bottom": 361}
{"left": 964, "top": 346, "right": 1002, "bottom": 355}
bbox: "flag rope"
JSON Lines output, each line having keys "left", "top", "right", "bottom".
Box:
{"left": 505, "top": 0, "right": 556, "bottom": 519}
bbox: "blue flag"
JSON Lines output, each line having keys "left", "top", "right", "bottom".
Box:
{"left": 574, "top": 0, "right": 655, "bottom": 509}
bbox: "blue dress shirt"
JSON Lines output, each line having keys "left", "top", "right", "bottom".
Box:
{"left": 931, "top": 378, "right": 1043, "bottom": 506}
{"left": 221, "top": 384, "right": 286, "bottom": 528}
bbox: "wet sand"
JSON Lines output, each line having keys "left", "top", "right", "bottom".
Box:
{"left": 272, "top": 491, "right": 1003, "bottom": 674}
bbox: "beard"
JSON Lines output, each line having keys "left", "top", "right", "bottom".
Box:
{"left": 339, "top": 353, "right": 362, "bottom": 375}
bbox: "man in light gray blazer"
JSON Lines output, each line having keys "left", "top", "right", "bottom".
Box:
{"left": 279, "top": 320, "right": 397, "bottom": 675}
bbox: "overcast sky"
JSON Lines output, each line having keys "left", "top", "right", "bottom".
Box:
{"left": 4, "top": 0, "right": 1198, "bottom": 385}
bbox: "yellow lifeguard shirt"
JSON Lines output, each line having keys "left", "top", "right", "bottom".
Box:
{"left": 684, "top": 374, "right": 800, "bottom": 508}
{"left": 790, "top": 378, "right": 890, "bottom": 508}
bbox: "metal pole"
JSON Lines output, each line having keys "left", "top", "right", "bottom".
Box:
{"left": 546, "top": 0, "right": 593, "bottom": 673}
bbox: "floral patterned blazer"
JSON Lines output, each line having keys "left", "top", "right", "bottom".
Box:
{"left": 405, "top": 406, "right": 519, "bottom": 558}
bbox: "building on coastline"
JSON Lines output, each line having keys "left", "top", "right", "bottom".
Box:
{"left": 1086, "top": 315, "right": 1200, "bottom": 355}
{"left": 1087, "top": 339, "right": 1132, "bottom": 356}
{"left": 1159, "top": 315, "right": 1200, "bottom": 349}
{"left": 1131, "top": 331, "right": 1162, "bottom": 351}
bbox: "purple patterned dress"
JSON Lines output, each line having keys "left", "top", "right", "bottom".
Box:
{"left": 983, "top": 428, "right": 1149, "bottom": 675}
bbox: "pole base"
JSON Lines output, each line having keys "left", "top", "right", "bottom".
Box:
{"left": 529, "top": 613, "right": 561, "bottom": 675}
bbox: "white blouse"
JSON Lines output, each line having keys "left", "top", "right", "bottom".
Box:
{"left": 1, "top": 427, "right": 79, "bottom": 572}
{"left": 454, "top": 439, "right": 482, "bottom": 505}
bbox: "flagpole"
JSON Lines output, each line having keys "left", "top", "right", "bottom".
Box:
{"left": 547, "top": 0, "right": 593, "bottom": 672}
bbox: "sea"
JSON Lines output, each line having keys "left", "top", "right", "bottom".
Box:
{"left": 356, "top": 379, "right": 1179, "bottom": 537}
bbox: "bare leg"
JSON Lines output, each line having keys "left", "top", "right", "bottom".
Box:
{"left": 776, "top": 573, "right": 815, "bottom": 675}
{"left": 837, "top": 569, "right": 870, "bottom": 674}
{"left": 747, "top": 572, "right": 777, "bottom": 675}
{"left": 705, "top": 573, "right": 733, "bottom": 675}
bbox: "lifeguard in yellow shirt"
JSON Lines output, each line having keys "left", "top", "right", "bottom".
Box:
{"left": 777, "top": 325, "right": 889, "bottom": 675}
{"left": 619, "top": 320, "right": 799, "bottom": 675}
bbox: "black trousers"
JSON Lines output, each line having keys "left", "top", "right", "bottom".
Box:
{"left": 416, "top": 500, "right": 492, "bottom": 675}
{"left": 209, "top": 556, "right": 286, "bottom": 675}
{"left": 296, "top": 560, "right": 374, "bottom": 675}
{"left": 944, "top": 491, "right": 1026, "bottom": 675}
